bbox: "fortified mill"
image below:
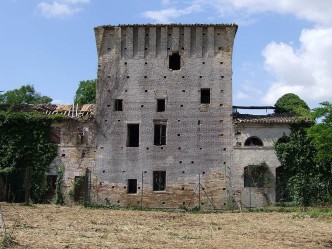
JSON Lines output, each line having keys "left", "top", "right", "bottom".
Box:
{"left": 1, "top": 24, "right": 294, "bottom": 209}
{"left": 94, "top": 24, "right": 237, "bottom": 209}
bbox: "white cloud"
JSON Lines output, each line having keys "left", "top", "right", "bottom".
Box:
{"left": 142, "top": 0, "right": 332, "bottom": 104}
{"left": 143, "top": 0, "right": 332, "bottom": 25}
{"left": 235, "top": 91, "right": 249, "bottom": 100}
{"left": 224, "top": 0, "right": 332, "bottom": 25}
{"left": 142, "top": 3, "right": 202, "bottom": 23}
{"left": 262, "top": 27, "right": 332, "bottom": 104}
{"left": 37, "top": 0, "right": 90, "bottom": 18}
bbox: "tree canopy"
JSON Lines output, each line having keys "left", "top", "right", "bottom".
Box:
{"left": 307, "top": 101, "right": 332, "bottom": 163}
{"left": 274, "top": 97, "right": 332, "bottom": 206}
{"left": 275, "top": 93, "right": 309, "bottom": 114}
{"left": 74, "top": 80, "right": 96, "bottom": 106}
{"left": 0, "top": 85, "right": 52, "bottom": 105}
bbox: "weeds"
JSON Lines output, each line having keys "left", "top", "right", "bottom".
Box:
{"left": 0, "top": 205, "right": 17, "bottom": 249}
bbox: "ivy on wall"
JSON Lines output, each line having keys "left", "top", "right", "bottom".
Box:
{"left": 0, "top": 111, "right": 64, "bottom": 203}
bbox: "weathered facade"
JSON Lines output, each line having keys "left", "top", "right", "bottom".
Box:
{"left": 232, "top": 111, "right": 294, "bottom": 208}
{"left": 0, "top": 24, "right": 295, "bottom": 209}
{"left": 93, "top": 24, "right": 237, "bottom": 209}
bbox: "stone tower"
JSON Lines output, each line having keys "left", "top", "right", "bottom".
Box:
{"left": 94, "top": 24, "right": 237, "bottom": 209}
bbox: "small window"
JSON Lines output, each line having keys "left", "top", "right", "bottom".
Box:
{"left": 127, "top": 124, "right": 139, "bottom": 147}
{"left": 127, "top": 179, "right": 137, "bottom": 194}
{"left": 114, "top": 99, "right": 123, "bottom": 111}
{"left": 244, "top": 136, "right": 263, "bottom": 146}
{"left": 201, "top": 89, "right": 210, "bottom": 104}
{"left": 157, "top": 99, "right": 166, "bottom": 112}
{"left": 169, "top": 53, "right": 181, "bottom": 70}
{"left": 153, "top": 171, "right": 166, "bottom": 191}
{"left": 154, "top": 121, "right": 167, "bottom": 146}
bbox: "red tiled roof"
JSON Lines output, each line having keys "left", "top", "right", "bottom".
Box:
{"left": 233, "top": 113, "right": 296, "bottom": 124}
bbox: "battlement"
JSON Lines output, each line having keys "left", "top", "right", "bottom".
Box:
{"left": 94, "top": 24, "right": 237, "bottom": 59}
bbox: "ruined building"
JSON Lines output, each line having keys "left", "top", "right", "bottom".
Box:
{"left": 55, "top": 24, "right": 294, "bottom": 209}
{"left": 0, "top": 24, "right": 295, "bottom": 209}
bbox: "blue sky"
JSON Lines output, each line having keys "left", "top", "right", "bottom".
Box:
{"left": 1, "top": 0, "right": 332, "bottom": 108}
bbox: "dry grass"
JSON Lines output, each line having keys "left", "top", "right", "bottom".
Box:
{"left": 0, "top": 203, "right": 332, "bottom": 249}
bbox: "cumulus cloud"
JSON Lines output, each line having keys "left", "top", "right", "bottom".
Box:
{"left": 37, "top": 0, "right": 90, "bottom": 18}
{"left": 262, "top": 27, "right": 332, "bottom": 104}
{"left": 142, "top": 0, "right": 332, "bottom": 105}
{"left": 142, "top": 3, "right": 202, "bottom": 23}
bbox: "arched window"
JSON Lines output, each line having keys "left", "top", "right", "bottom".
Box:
{"left": 244, "top": 136, "right": 263, "bottom": 146}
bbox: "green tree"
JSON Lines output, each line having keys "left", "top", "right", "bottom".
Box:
{"left": 74, "top": 80, "right": 96, "bottom": 105}
{"left": 275, "top": 93, "right": 309, "bottom": 114}
{"left": 307, "top": 101, "right": 332, "bottom": 163}
{"left": 0, "top": 85, "right": 52, "bottom": 105}
{"left": 274, "top": 95, "right": 332, "bottom": 206}
{"left": 275, "top": 126, "right": 318, "bottom": 206}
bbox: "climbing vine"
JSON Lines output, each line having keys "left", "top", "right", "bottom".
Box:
{"left": 55, "top": 165, "right": 65, "bottom": 205}
{"left": 0, "top": 110, "right": 64, "bottom": 203}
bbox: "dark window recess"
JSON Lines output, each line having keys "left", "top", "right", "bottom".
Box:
{"left": 74, "top": 176, "right": 85, "bottom": 202}
{"left": 114, "top": 99, "right": 123, "bottom": 111}
{"left": 244, "top": 165, "right": 270, "bottom": 188}
{"left": 127, "top": 124, "right": 139, "bottom": 147}
{"left": 157, "top": 99, "right": 166, "bottom": 112}
{"left": 45, "top": 175, "right": 57, "bottom": 200}
{"left": 169, "top": 53, "right": 181, "bottom": 70}
{"left": 127, "top": 179, "right": 137, "bottom": 194}
{"left": 201, "top": 89, "right": 211, "bottom": 104}
{"left": 154, "top": 123, "right": 166, "bottom": 146}
{"left": 50, "top": 127, "right": 60, "bottom": 144}
{"left": 244, "top": 136, "right": 263, "bottom": 146}
{"left": 153, "top": 171, "right": 166, "bottom": 191}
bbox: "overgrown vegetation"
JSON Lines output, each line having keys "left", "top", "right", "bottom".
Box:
{"left": 55, "top": 165, "right": 64, "bottom": 205}
{"left": 0, "top": 111, "right": 63, "bottom": 203}
{"left": 274, "top": 94, "right": 332, "bottom": 207}
{"left": 244, "top": 162, "right": 272, "bottom": 188}
{"left": 274, "top": 93, "right": 309, "bottom": 114}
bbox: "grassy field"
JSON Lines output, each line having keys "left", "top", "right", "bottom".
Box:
{"left": 0, "top": 203, "right": 332, "bottom": 249}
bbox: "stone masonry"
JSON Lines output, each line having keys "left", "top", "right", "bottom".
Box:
{"left": 94, "top": 24, "right": 238, "bottom": 209}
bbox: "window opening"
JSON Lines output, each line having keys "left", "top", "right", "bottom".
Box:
{"left": 127, "top": 124, "right": 139, "bottom": 147}
{"left": 127, "top": 179, "right": 137, "bottom": 194}
{"left": 244, "top": 164, "right": 271, "bottom": 188}
{"left": 157, "top": 99, "right": 166, "bottom": 112}
{"left": 169, "top": 52, "right": 181, "bottom": 70}
{"left": 201, "top": 89, "right": 210, "bottom": 104}
{"left": 50, "top": 127, "right": 60, "bottom": 144}
{"left": 154, "top": 121, "right": 167, "bottom": 146}
{"left": 73, "top": 176, "right": 85, "bottom": 202}
{"left": 153, "top": 171, "right": 166, "bottom": 191}
{"left": 276, "top": 166, "right": 290, "bottom": 202}
{"left": 244, "top": 136, "right": 263, "bottom": 146}
{"left": 114, "top": 99, "right": 123, "bottom": 111}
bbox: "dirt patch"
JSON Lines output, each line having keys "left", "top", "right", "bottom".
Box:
{"left": 1, "top": 203, "right": 332, "bottom": 249}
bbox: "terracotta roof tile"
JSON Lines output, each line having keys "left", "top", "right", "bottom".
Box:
{"left": 233, "top": 113, "right": 296, "bottom": 124}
